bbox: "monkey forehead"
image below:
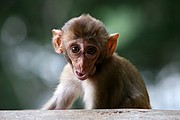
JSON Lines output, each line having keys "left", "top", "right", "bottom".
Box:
{"left": 64, "top": 38, "right": 102, "bottom": 48}
{"left": 61, "top": 14, "right": 109, "bottom": 42}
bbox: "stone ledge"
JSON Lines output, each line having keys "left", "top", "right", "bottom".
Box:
{"left": 0, "top": 109, "right": 180, "bottom": 120}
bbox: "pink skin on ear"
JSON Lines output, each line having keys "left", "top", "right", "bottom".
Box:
{"left": 107, "top": 33, "right": 120, "bottom": 57}
{"left": 52, "top": 29, "right": 63, "bottom": 54}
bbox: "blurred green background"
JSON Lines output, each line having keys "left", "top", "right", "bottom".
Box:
{"left": 0, "top": 0, "right": 180, "bottom": 110}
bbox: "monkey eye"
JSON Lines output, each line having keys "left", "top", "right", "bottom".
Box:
{"left": 71, "top": 46, "right": 80, "bottom": 53}
{"left": 86, "top": 47, "right": 97, "bottom": 55}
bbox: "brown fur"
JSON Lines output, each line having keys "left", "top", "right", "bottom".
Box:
{"left": 42, "top": 14, "right": 151, "bottom": 110}
{"left": 90, "top": 54, "right": 150, "bottom": 108}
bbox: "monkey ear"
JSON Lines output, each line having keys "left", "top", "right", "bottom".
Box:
{"left": 107, "top": 33, "right": 119, "bottom": 57}
{"left": 52, "top": 29, "right": 63, "bottom": 54}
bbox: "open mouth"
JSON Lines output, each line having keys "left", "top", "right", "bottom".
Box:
{"left": 75, "top": 71, "right": 87, "bottom": 80}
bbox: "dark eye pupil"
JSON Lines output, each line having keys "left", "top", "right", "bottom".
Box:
{"left": 72, "top": 46, "right": 80, "bottom": 53}
{"left": 87, "top": 47, "right": 96, "bottom": 55}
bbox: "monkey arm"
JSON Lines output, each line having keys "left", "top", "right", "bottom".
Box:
{"left": 42, "top": 64, "right": 83, "bottom": 110}
{"left": 42, "top": 80, "right": 82, "bottom": 110}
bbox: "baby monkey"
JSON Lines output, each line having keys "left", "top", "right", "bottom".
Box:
{"left": 42, "top": 14, "right": 151, "bottom": 110}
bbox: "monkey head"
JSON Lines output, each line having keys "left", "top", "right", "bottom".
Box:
{"left": 52, "top": 14, "right": 119, "bottom": 80}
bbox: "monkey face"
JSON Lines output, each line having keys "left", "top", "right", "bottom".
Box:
{"left": 65, "top": 39, "right": 100, "bottom": 80}
{"left": 51, "top": 14, "right": 110, "bottom": 80}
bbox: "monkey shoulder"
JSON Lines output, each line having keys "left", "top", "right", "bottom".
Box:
{"left": 98, "top": 53, "right": 145, "bottom": 87}
{"left": 60, "top": 63, "right": 81, "bottom": 84}
{"left": 113, "top": 54, "right": 150, "bottom": 100}
{"left": 100, "top": 53, "right": 137, "bottom": 72}
{"left": 111, "top": 54, "right": 141, "bottom": 75}
{"left": 60, "top": 64, "right": 73, "bottom": 78}
{"left": 113, "top": 54, "right": 145, "bottom": 83}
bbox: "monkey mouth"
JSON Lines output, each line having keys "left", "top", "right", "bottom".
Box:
{"left": 75, "top": 71, "right": 88, "bottom": 80}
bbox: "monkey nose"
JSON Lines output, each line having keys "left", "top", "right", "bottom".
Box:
{"left": 79, "top": 64, "right": 86, "bottom": 72}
